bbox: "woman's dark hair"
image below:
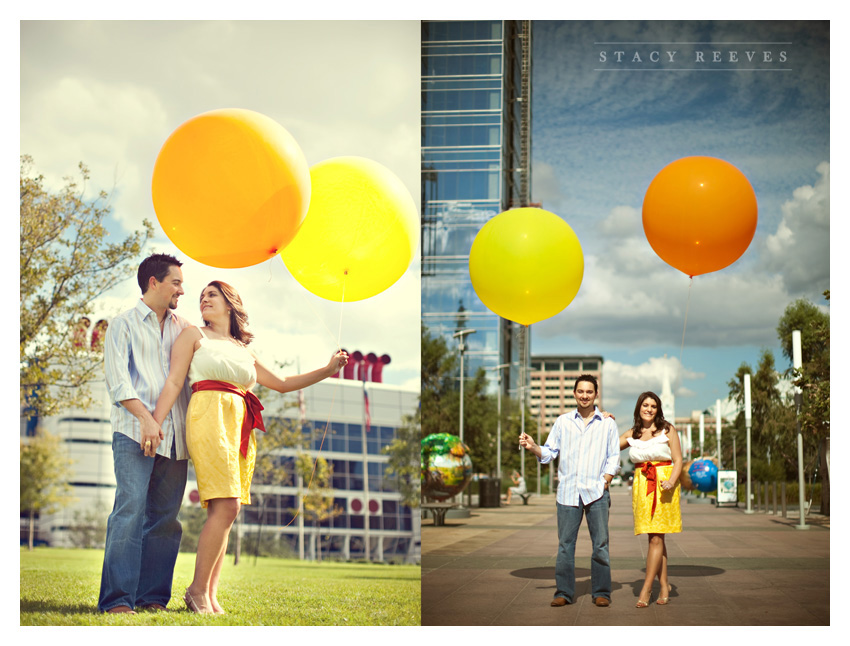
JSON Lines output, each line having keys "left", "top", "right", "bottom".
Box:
{"left": 201, "top": 280, "right": 254, "bottom": 345}
{"left": 138, "top": 253, "right": 182, "bottom": 293}
{"left": 630, "top": 391, "right": 670, "bottom": 439}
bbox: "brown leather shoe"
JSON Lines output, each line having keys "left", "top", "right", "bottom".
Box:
{"left": 107, "top": 605, "right": 137, "bottom": 614}
{"left": 138, "top": 604, "right": 167, "bottom": 611}
{"left": 550, "top": 597, "right": 569, "bottom": 607}
{"left": 594, "top": 597, "right": 610, "bottom": 607}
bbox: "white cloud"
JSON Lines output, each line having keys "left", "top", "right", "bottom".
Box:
{"left": 534, "top": 221, "right": 789, "bottom": 349}
{"left": 760, "top": 161, "right": 830, "bottom": 297}
{"left": 602, "top": 355, "right": 701, "bottom": 415}
{"left": 534, "top": 157, "right": 831, "bottom": 350}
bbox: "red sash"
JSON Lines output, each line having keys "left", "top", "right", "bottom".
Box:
{"left": 635, "top": 460, "right": 672, "bottom": 518}
{"left": 191, "top": 380, "right": 265, "bottom": 458}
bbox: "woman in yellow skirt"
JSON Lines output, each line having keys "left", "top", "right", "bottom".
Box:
{"left": 153, "top": 280, "right": 347, "bottom": 614}
{"left": 619, "top": 391, "right": 683, "bottom": 608}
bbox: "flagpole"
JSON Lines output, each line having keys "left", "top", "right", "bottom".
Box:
{"left": 297, "top": 360, "right": 305, "bottom": 560}
{"left": 362, "top": 373, "right": 372, "bottom": 561}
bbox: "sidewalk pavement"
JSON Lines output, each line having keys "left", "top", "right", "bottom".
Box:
{"left": 421, "top": 486, "right": 829, "bottom": 626}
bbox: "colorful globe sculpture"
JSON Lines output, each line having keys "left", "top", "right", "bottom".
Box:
{"left": 689, "top": 459, "right": 719, "bottom": 493}
{"left": 421, "top": 433, "right": 473, "bottom": 500}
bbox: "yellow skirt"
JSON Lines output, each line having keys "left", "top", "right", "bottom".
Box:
{"left": 632, "top": 463, "right": 682, "bottom": 535}
{"left": 186, "top": 390, "right": 256, "bottom": 508}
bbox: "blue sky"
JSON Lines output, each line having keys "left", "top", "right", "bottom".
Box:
{"left": 529, "top": 20, "right": 830, "bottom": 429}
{"left": 19, "top": 21, "right": 421, "bottom": 391}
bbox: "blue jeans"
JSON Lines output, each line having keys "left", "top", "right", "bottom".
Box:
{"left": 98, "top": 432, "right": 188, "bottom": 611}
{"left": 554, "top": 490, "right": 611, "bottom": 603}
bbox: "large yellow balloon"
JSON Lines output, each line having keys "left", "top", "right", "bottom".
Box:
{"left": 280, "top": 157, "right": 418, "bottom": 302}
{"left": 469, "top": 208, "right": 584, "bottom": 326}
{"left": 151, "top": 108, "right": 310, "bottom": 268}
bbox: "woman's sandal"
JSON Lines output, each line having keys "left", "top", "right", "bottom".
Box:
{"left": 636, "top": 598, "right": 651, "bottom": 608}
{"left": 184, "top": 588, "right": 204, "bottom": 613}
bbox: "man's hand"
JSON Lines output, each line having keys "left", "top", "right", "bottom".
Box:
{"left": 519, "top": 432, "right": 538, "bottom": 453}
{"left": 140, "top": 416, "right": 164, "bottom": 457}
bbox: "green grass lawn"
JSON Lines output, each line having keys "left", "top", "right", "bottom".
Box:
{"left": 20, "top": 548, "right": 421, "bottom": 626}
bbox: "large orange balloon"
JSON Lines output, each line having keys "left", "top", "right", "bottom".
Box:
{"left": 152, "top": 108, "right": 310, "bottom": 268}
{"left": 642, "top": 156, "right": 758, "bottom": 277}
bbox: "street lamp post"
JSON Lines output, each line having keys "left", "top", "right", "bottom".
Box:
{"left": 453, "top": 329, "right": 477, "bottom": 445}
{"left": 452, "top": 328, "right": 476, "bottom": 514}
{"left": 716, "top": 399, "right": 722, "bottom": 469}
{"left": 744, "top": 373, "right": 753, "bottom": 514}
{"left": 488, "top": 363, "right": 511, "bottom": 480}
{"left": 792, "top": 330, "right": 810, "bottom": 531}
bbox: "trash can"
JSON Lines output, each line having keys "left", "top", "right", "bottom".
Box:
{"left": 478, "top": 477, "right": 501, "bottom": 508}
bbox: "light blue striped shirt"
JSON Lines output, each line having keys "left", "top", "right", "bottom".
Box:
{"left": 103, "top": 299, "right": 193, "bottom": 459}
{"left": 537, "top": 408, "right": 620, "bottom": 506}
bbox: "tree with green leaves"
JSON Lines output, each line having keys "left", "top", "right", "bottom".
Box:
{"left": 727, "top": 349, "right": 803, "bottom": 480}
{"left": 68, "top": 500, "right": 109, "bottom": 549}
{"left": 294, "top": 453, "right": 340, "bottom": 561}
{"left": 20, "top": 429, "right": 75, "bottom": 550}
{"left": 246, "top": 388, "right": 305, "bottom": 561}
{"left": 383, "top": 409, "right": 421, "bottom": 509}
{"left": 20, "top": 155, "right": 154, "bottom": 418}
{"left": 420, "top": 323, "right": 459, "bottom": 439}
{"left": 776, "top": 291, "right": 830, "bottom": 514}
{"left": 420, "top": 324, "right": 530, "bottom": 483}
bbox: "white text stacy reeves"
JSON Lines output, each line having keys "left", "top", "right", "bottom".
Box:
{"left": 598, "top": 50, "right": 788, "bottom": 64}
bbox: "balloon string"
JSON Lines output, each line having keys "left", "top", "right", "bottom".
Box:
{"left": 293, "top": 287, "right": 340, "bottom": 349}
{"left": 679, "top": 277, "right": 693, "bottom": 369}
{"left": 337, "top": 272, "right": 347, "bottom": 352}
{"left": 275, "top": 269, "right": 347, "bottom": 529}
{"left": 283, "top": 384, "right": 338, "bottom": 528}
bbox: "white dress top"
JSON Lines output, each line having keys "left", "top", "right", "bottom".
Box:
{"left": 188, "top": 327, "right": 257, "bottom": 389}
{"left": 627, "top": 433, "right": 672, "bottom": 464}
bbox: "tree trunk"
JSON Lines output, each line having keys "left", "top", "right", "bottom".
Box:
{"left": 819, "top": 436, "right": 830, "bottom": 515}
{"left": 28, "top": 508, "right": 35, "bottom": 551}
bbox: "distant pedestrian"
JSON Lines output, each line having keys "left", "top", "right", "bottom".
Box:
{"left": 618, "top": 391, "right": 683, "bottom": 607}
{"left": 519, "top": 374, "right": 620, "bottom": 607}
{"left": 505, "top": 470, "right": 526, "bottom": 504}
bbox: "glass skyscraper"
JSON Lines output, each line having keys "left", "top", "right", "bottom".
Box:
{"left": 421, "top": 20, "right": 533, "bottom": 395}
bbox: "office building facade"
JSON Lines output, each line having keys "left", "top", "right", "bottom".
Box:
{"left": 529, "top": 354, "right": 605, "bottom": 429}
{"left": 421, "top": 20, "right": 533, "bottom": 397}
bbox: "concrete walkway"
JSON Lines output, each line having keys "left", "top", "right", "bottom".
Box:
{"left": 421, "top": 486, "right": 829, "bottom": 626}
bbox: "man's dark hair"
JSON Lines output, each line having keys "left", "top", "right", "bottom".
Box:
{"left": 573, "top": 373, "right": 599, "bottom": 393}
{"left": 138, "top": 253, "right": 182, "bottom": 294}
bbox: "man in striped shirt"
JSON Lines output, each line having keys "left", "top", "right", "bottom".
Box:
{"left": 98, "top": 253, "right": 193, "bottom": 614}
{"left": 519, "top": 374, "right": 620, "bottom": 608}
